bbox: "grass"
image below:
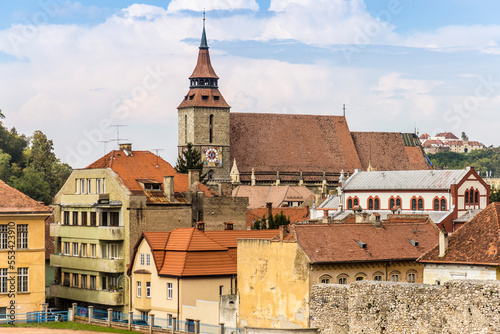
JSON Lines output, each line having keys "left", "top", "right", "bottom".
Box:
{"left": 0, "top": 321, "right": 141, "bottom": 333}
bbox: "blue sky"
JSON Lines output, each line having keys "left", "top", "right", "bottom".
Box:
{"left": 0, "top": 0, "right": 499, "bottom": 168}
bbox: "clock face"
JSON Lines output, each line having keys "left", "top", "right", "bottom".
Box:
{"left": 202, "top": 146, "right": 222, "bottom": 167}
{"left": 205, "top": 148, "right": 219, "bottom": 163}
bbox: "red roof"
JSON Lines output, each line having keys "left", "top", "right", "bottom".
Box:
{"left": 436, "top": 132, "right": 459, "bottom": 139}
{"left": 85, "top": 150, "right": 214, "bottom": 202}
{"left": 293, "top": 221, "right": 439, "bottom": 263}
{"left": 131, "top": 228, "right": 278, "bottom": 277}
{"left": 247, "top": 207, "right": 310, "bottom": 229}
{"left": 0, "top": 180, "right": 51, "bottom": 213}
{"left": 419, "top": 203, "right": 500, "bottom": 266}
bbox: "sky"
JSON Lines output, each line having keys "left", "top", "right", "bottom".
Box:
{"left": 1, "top": 0, "right": 500, "bottom": 168}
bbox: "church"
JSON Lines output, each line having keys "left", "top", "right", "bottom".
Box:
{"left": 177, "top": 22, "right": 432, "bottom": 193}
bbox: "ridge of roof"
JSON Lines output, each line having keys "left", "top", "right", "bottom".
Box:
{"left": 0, "top": 180, "right": 51, "bottom": 213}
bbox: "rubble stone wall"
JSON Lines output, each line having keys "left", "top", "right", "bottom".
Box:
{"left": 310, "top": 280, "right": 500, "bottom": 334}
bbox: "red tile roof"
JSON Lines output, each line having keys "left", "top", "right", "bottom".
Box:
{"left": 0, "top": 180, "right": 51, "bottom": 213}
{"left": 293, "top": 221, "right": 439, "bottom": 263}
{"left": 232, "top": 185, "right": 315, "bottom": 209}
{"left": 247, "top": 207, "right": 310, "bottom": 229}
{"left": 419, "top": 203, "right": 500, "bottom": 266}
{"left": 436, "top": 132, "right": 459, "bottom": 139}
{"left": 130, "top": 228, "right": 278, "bottom": 277}
{"left": 85, "top": 150, "right": 213, "bottom": 202}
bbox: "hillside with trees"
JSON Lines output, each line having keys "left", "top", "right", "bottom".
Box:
{"left": 0, "top": 111, "right": 71, "bottom": 204}
{"left": 428, "top": 148, "right": 500, "bottom": 178}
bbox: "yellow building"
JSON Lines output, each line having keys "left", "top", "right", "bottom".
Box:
{"left": 128, "top": 227, "right": 277, "bottom": 327}
{"left": 0, "top": 180, "right": 51, "bottom": 319}
{"left": 237, "top": 220, "right": 440, "bottom": 328}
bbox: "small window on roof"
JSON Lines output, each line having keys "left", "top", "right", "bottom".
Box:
{"left": 202, "top": 95, "right": 209, "bottom": 101}
{"left": 189, "top": 94, "right": 194, "bottom": 100}
{"left": 184, "top": 96, "right": 188, "bottom": 101}
{"left": 213, "top": 96, "right": 220, "bottom": 101}
{"left": 145, "top": 183, "right": 161, "bottom": 191}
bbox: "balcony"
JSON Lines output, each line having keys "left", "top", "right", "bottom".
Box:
{"left": 60, "top": 193, "right": 110, "bottom": 206}
{"left": 50, "top": 254, "right": 124, "bottom": 273}
{"left": 50, "top": 284, "right": 123, "bottom": 306}
{"left": 50, "top": 224, "right": 124, "bottom": 241}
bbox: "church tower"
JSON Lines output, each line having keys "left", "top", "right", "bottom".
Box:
{"left": 178, "top": 18, "right": 231, "bottom": 182}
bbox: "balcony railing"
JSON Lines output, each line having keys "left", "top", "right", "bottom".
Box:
{"left": 50, "top": 254, "right": 124, "bottom": 273}
{"left": 50, "top": 224, "right": 124, "bottom": 240}
{"left": 50, "top": 284, "right": 123, "bottom": 306}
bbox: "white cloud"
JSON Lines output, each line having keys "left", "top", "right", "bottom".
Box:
{"left": 371, "top": 72, "right": 444, "bottom": 98}
{"left": 168, "top": 0, "right": 259, "bottom": 12}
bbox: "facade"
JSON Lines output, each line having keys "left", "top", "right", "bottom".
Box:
{"left": 128, "top": 228, "right": 277, "bottom": 327}
{"left": 50, "top": 144, "right": 247, "bottom": 313}
{"left": 237, "top": 220, "right": 439, "bottom": 328}
{"left": 313, "top": 167, "right": 490, "bottom": 232}
{"left": 0, "top": 180, "right": 51, "bottom": 316}
{"left": 420, "top": 132, "right": 484, "bottom": 154}
{"left": 179, "top": 25, "right": 432, "bottom": 192}
{"left": 419, "top": 202, "right": 500, "bottom": 284}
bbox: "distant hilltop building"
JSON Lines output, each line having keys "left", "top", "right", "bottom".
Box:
{"left": 178, "top": 21, "right": 432, "bottom": 194}
{"left": 419, "top": 132, "right": 484, "bottom": 154}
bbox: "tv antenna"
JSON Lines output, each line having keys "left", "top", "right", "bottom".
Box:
{"left": 150, "top": 149, "right": 164, "bottom": 167}
{"left": 98, "top": 140, "right": 111, "bottom": 155}
{"left": 109, "top": 124, "right": 128, "bottom": 148}
{"left": 342, "top": 104, "right": 346, "bottom": 117}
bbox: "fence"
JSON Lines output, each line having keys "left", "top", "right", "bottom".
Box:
{"left": 0, "top": 310, "right": 69, "bottom": 324}
{"left": 72, "top": 305, "right": 243, "bottom": 334}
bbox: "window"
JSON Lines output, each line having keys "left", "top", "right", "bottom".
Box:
{"left": 374, "top": 198, "right": 380, "bottom": 210}
{"left": 373, "top": 275, "right": 383, "bottom": 281}
{"left": 353, "top": 198, "right": 359, "bottom": 206}
{"left": 97, "top": 179, "right": 101, "bottom": 194}
{"left": 63, "top": 273, "right": 70, "bottom": 286}
{"left": 17, "top": 268, "right": 28, "bottom": 292}
{"left": 72, "top": 243, "right": 78, "bottom": 256}
{"left": 72, "top": 274, "right": 79, "bottom": 287}
{"left": 90, "top": 244, "right": 97, "bottom": 258}
{"left": 90, "top": 212, "right": 97, "bottom": 226}
{"left": 137, "top": 281, "right": 142, "bottom": 297}
{"left": 347, "top": 199, "right": 353, "bottom": 210}
{"left": 63, "top": 242, "right": 70, "bottom": 255}
{"left": 441, "top": 199, "right": 446, "bottom": 211}
{"left": 107, "top": 244, "right": 119, "bottom": 259}
{"left": 90, "top": 276, "right": 96, "bottom": 290}
{"left": 72, "top": 211, "right": 78, "bottom": 225}
{"left": 389, "top": 198, "right": 395, "bottom": 209}
{"left": 0, "top": 269, "right": 7, "bottom": 293}
{"left": 475, "top": 190, "right": 479, "bottom": 204}
{"left": 146, "top": 282, "right": 151, "bottom": 298}
{"left": 0, "top": 225, "right": 7, "bottom": 249}
{"left": 219, "top": 285, "right": 223, "bottom": 296}
{"left": 80, "top": 179, "right": 85, "bottom": 194}
{"left": 101, "top": 212, "right": 108, "bottom": 226}
{"left": 338, "top": 277, "right": 347, "bottom": 285}
{"left": 81, "top": 275, "right": 88, "bottom": 289}
{"left": 396, "top": 198, "right": 401, "bottom": 207}
{"left": 167, "top": 282, "right": 173, "bottom": 299}
{"left": 17, "top": 224, "right": 28, "bottom": 249}
{"left": 146, "top": 254, "right": 150, "bottom": 266}
{"left": 418, "top": 198, "right": 423, "bottom": 210}
{"left": 465, "top": 190, "right": 469, "bottom": 204}
{"left": 0, "top": 307, "right": 6, "bottom": 319}
{"left": 407, "top": 272, "right": 416, "bottom": 283}
{"left": 63, "top": 211, "right": 70, "bottom": 225}
{"left": 434, "top": 198, "right": 439, "bottom": 211}
{"left": 411, "top": 198, "right": 417, "bottom": 211}
{"left": 355, "top": 276, "right": 364, "bottom": 281}
{"left": 140, "top": 311, "right": 148, "bottom": 321}
{"left": 81, "top": 212, "right": 87, "bottom": 226}
{"left": 209, "top": 114, "right": 214, "bottom": 143}
{"left": 368, "top": 198, "right": 373, "bottom": 210}
{"left": 87, "top": 179, "right": 91, "bottom": 194}
{"left": 391, "top": 274, "right": 399, "bottom": 282}
{"left": 81, "top": 243, "right": 87, "bottom": 257}
{"left": 110, "top": 212, "right": 119, "bottom": 226}
{"left": 470, "top": 189, "right": 474, "bottom": 204}
{"left": 320, "top": 275, "right": 332, "bottom": 284}
{"left": 140, "top": 254, "right": 145, "bottom": 265}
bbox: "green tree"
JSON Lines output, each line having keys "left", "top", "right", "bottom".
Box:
{"left": 274, "top": 211, "right": 291, "bottom": 227}
{"left": 175, "top": 142, "right": 207, "bottom": 182}
{"left": 10, "top": 166, "right": 51, "bottom": 204}
{"left": 490, "top": 188, "right": 500, "bottom": 203}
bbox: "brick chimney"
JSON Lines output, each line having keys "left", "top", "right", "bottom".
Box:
{"left": 438, "top": 229, "right": 448, "bottom": 257}
{"left": 119, "top": 143, "right": 132, "bottom": 155}
{"left": 279, "top": 224, "right": 288, "bottom": 241}
{"left": 163, "top": 176, "right": 174, "bottom": 201}
{"left": 266, "top": 202, "right": 273, "bottom": 218}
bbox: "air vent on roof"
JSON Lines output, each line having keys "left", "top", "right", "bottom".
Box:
{"left": 356, "top": 241, "right": 367, "bottom": 249}
{"left": 409, "top": 239, "right": 419, "bottom": 247}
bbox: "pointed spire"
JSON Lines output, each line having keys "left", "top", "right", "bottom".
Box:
{"left": 200, "top": 10, "right": 208, "bottom": 49}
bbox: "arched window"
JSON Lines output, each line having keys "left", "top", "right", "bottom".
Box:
{"left": 209, "top": 114, "right": 214, "bottom": 144}
{"left": 434, "top": 198, "right": 439, "bottom": 211}
{"left": 465, "top": 190, "right": 469, "bottom": 204}
{"left": 368, "top": 198, "right": 374, "bottom": 210}
{"left": 440, "top": 198, "right": 446, "bottom": 211}
{"left": 389, "top": 198, "right": 395, "bottom": 209}
{"left": 396, "top": 197, "right": 401, "bottom": 208}
{"left": 347, "top": 198, "right": 353, "bottom": 210}
{"left": 390, "top": 271, "right": 400, "bottom": 282}
{"left": 475, "top": 190, "right": 479, "bottom": 204}
{"left": 354, "top": 273, "right": 367, "bottom": 281}
{"left": 418, "top": 198, "right": 423, "bottom": 210}
{"left": 411, "top": 198, "right": 417, "bottom": 211}
{"left": 353, "top": 198, "right": 359, "bottom": 206}
{"left": 373, "top": 271, "right": 384, "bottom": 281}
{"left": 374, "top": 198, "right": 380, "bottom": 210}
{"left": 407, "top": 270, "right": 417, "bottom": 283}
{"left": 470, "top": 189, "right": 474, "bottom": 204}
{"left": 337, "top": 274, "right": 348, "bottom": 285}
{"left": 319, "top": 274, "right": 332, "bottom": 284}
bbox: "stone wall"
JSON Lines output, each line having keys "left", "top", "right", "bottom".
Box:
{"left": 310, "top": 280, "right": 500, "bottom": 334}
{"left": 203, "top": 196, "right": 248, "bottom": 230}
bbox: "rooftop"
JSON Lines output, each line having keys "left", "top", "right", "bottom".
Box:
{"left": 0, "top": 180, "right": 51, "bottom": 214}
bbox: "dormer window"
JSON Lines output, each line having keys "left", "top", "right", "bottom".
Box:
{"left": 202, "top": 95, "right": 209, "bottom": 101}
{"left": 189, "top": 95, "right": 194, "bottom": 100}
{"left": 144, "top": 183, "right": 161, "bottom": 191}
{"left": 213, "top": 96, "right": 220, "bottom": 101}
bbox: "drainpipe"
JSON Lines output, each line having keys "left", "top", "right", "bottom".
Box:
{"left": 177, "top": 277, "right": 180, "bottom": 320}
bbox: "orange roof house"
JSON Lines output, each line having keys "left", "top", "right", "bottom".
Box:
{"left": 418, "top": 202, "right": 500, "bottom": 284}
{"left": 128, "top": 227, "right": 277, "bottom": 326}
{"left": 237, "top": 219, "right": 439, "bottom": 328}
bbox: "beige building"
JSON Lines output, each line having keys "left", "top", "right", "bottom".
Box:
{"left": 50, "top": 144, "right": 247, "bottom": 314}
{"left": 0, "top": 180, "right": 51, "bottom": 318}
{"left": 128, "top": 227, "right": 277, "bottom": 327}
{"left": 237, "top": 220, "right": 440, "bottom": 328}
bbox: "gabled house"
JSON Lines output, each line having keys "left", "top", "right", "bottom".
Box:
{"left": 0, "top": 180, "right": 51, "bottom": 316}
{"left": 50, "top": 144, "right": 247, "bottom": 313}
{"left": 128, "top": 227, "right": 278, "bottom": 327}
{"left": 237, "top": 220, "right": 439, "bottom": 328}
{"left": 418, "top": 202, "right": 500, "bottom": 284}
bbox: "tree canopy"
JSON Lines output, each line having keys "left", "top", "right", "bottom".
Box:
{"left": 175, "top": 142, "right": 207, "bottom": 182}
{"left": 428, "top": 148, "right": 500, "bottom": 178}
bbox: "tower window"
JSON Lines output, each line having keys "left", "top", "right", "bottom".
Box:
{"left": 202, "top": 95, "right": 209, "bottom": 101}
{"left": 209, "top": 114, "right": 214, "bottom": 144}
{"left": 213, "top": 96, "right": 220, "bottom": 101}
{"left": 189, "top": 95, "right": 194, "bottom": 100}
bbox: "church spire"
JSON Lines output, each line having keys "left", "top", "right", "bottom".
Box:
{"left": 188, "top": 14, "right": 218, "bottom": 88}
{"left": 200, "top": 10, "right": 208, "bottom": 49}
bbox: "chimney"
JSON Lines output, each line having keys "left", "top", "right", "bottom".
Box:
{"left": 119, "top": 143, "right": 132, "bottom": 155}
{"left": 305, "top": 205, "right": 310, "bottom": 218}
{"left": 163, "top": 176, "right": 175, "bottom": 201}
{"left": 188, "top": 169, "right": 200, "bottom": 191}
{"left": 196, "top": 222, "right": 205, "bottom": 232}
{"left": 266, "top": 202, "right": 273, "bottom": 219}
{"left": 438, "top": 229, "right": 448, "bottom": 257}
{"left": 224, "top": 222, "right": 234, "bottom": 230}
{"left": 279, "top": 225, "right": 288, "bottom": 241}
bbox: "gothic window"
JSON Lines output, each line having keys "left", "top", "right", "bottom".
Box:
{"left": 353, "top": 198, "right": 359, "bottom": 206}
{"left": 441, "top": 198, "right": 446, "bottom": 211}
{"left": 389, "top": 198, "right": 395, "bottom": 209}
{"left": 347, "top": 199, "right": 353, "bottom": 210}
{"left": 374, "top": 198, "right": 380, "bottom": 210}
{"left": 465, "top": 190, "right": 469, "bottom": 204}
{"left": 418, "top": 198, "right": 424, "bottom": 210}
{"left": 470, "top": 189, "right": 474, "bottom": 204}
{"left": 368, "top": 198, "right": 374, "bottom": 210}
{"left": 475, "top": 190, "right": 479, "bottom": 204}
{"left": 411, "top": 198, "right": 417, "bottom": 211}
{"left": 434, "top": 198, "right": 439, "bottom": 211}
{"left": 396, "top": 198, "right": 401, "bottom": 207}
{"left": 209, "top": 114, "right": 214, "bottom": 144}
